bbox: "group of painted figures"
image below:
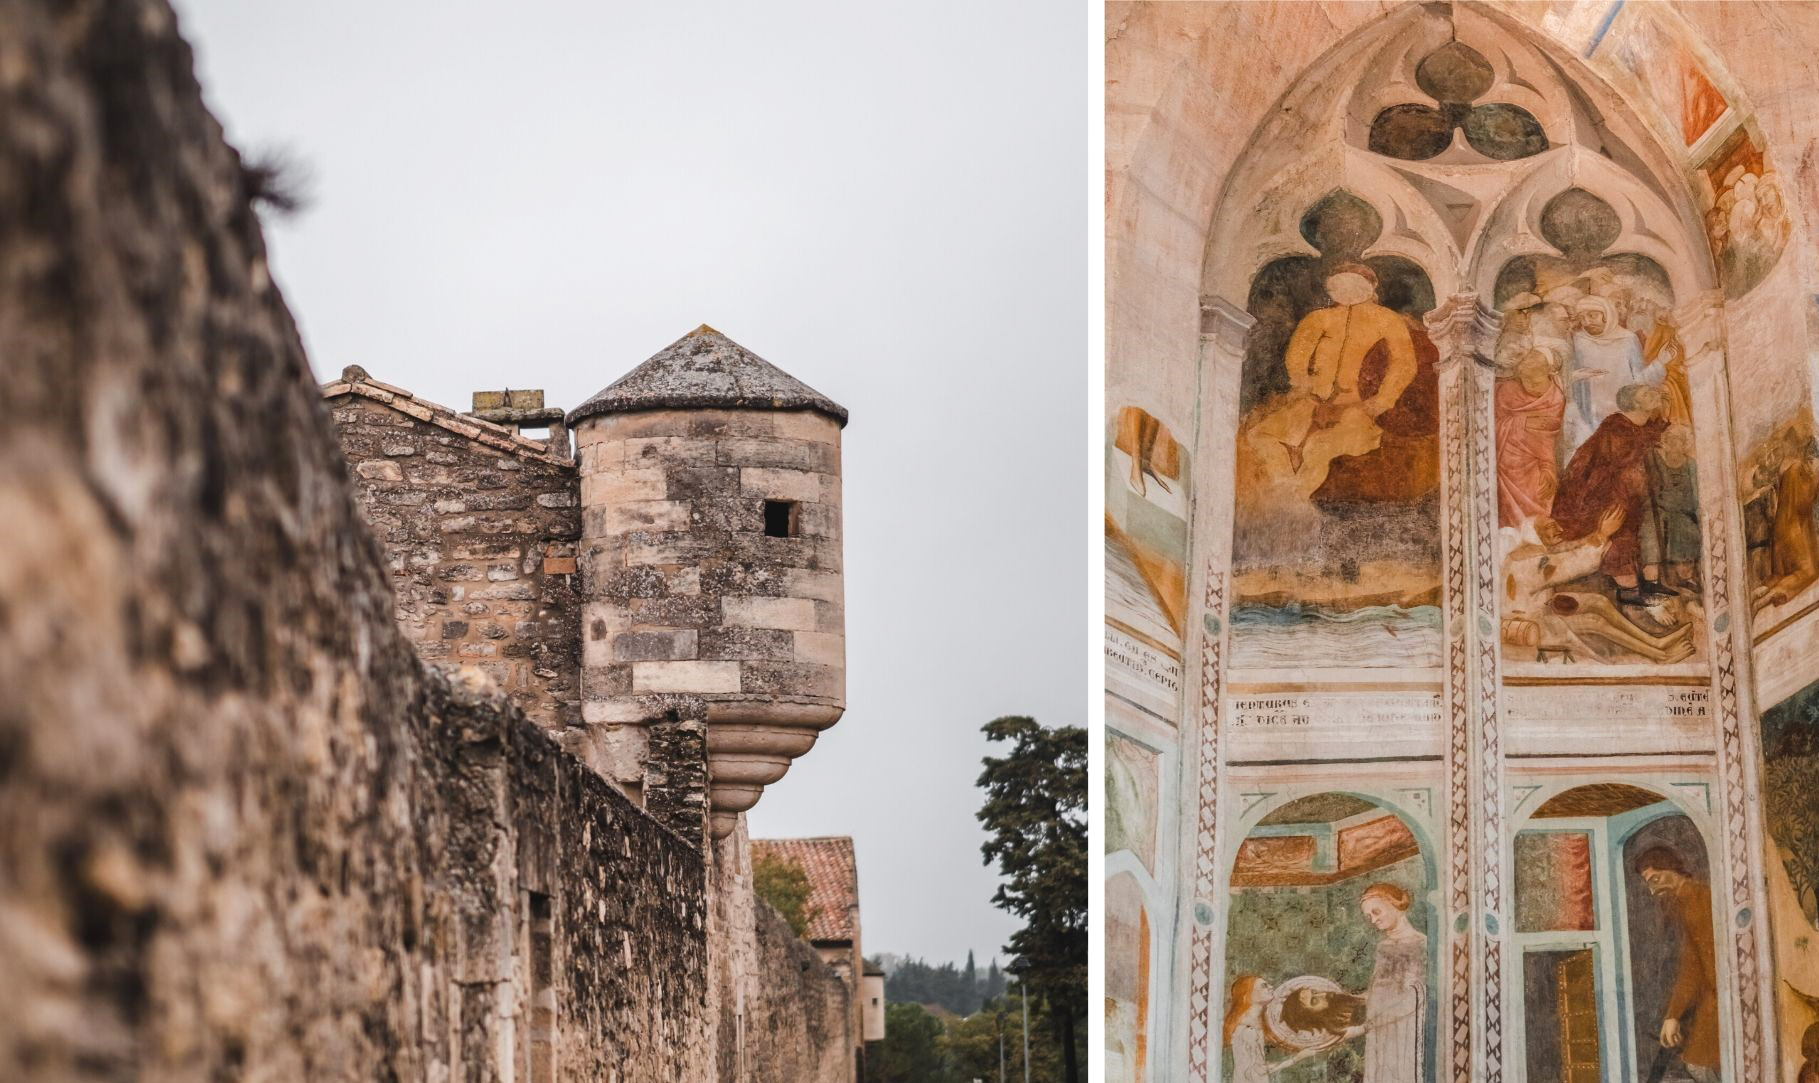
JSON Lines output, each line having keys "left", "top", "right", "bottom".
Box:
{"left": 1493, "top": 270, "right": 1707, "bottom": 664}
{"left": 1224, "top": 884, "right": 1427, "bottom": 1083}
{"left": 1222, "top": 844, "right": 1724, "bottom": 1082}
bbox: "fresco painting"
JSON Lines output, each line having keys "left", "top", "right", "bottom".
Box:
{"left": 1107, "top": 405, "right": 1189, "bottom": 654}
{"left": 1513, "top": 785, "right": 1720, "bottom": 1083}
{"left": 1222, "top": 794, "right": 1435, "bottom": 1083}
{"left": 1760, "top": 680, "right": 1819, "bottom": 1083}
{"left": 1603, "top": 4, "right": 1730, "bottom": 149}
{"left": 1366, "top": 39, "right": 1547, "bottom": 162}
{"left": 1739, "top": 413, "right": 1819, "bottom": 614}
{"left": 1104, "top": 6, "right": 1819, "bottom": 1081}
{"left": 1229, "top": 192, "right": 1443, "bottom": 670}
{"left": 1106, "top": 732, "right": 1159, "bottom": 874}
{"left": 1106, "top": 873, "right": 1151, "bottom": 1083}
{"left": 1698, "top": 127, "right": 1789, "bottom": 298}
{"left": 1492, "top": 189, "right": 1706, "bottom": 667}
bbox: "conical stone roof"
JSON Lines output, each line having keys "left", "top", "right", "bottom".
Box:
{"left": 568, "top": 325, "right": 848, "bottom": 427}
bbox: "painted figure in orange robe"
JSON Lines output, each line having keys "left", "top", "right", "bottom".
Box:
{"left": 1236, "top": 264, "right": 1421, "bottom": 512}
{"left": 1496, "top": 349, "right": 1566, "bottom": 526}
{"left": 1773, "top": 435, "right": 1819, "bottom": 581}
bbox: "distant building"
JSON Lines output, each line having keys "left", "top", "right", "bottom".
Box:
{"left": 862, "top": 963, "right": 888, "bottom": 1043}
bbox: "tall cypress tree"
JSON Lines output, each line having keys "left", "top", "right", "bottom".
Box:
{"left": 977, "top": 716, "right": 1086, "bottom": 1083}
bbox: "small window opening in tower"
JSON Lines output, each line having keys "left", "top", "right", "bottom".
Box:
{"left": 763, "top": 500, "right": 798, "bottom": 538}
{"left": 528, "top": 891, "right": 555, "bottom": 1083}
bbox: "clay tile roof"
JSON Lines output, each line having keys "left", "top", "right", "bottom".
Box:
{"left": 751, "top": 836, "right": 859, "bottom": 944}
{"left": 567, "top": 325, "right": 848, "bottom": 427}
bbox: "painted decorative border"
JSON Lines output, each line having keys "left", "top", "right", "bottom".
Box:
{"left": 1184, "top": 567, "right": 1225, "bottom": 1083}
{"left": 1465, "top": 306, "right": 1508, "bottom": 1083}
{"left": 1681, "top": 291, "right": 1770, "bottom": 1082}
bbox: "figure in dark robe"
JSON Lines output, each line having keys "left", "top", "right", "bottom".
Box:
{"left": 1641, "top": 425, "right": 1701, "bottom": 590}
{"left": 1637, "top": 846, "right": 1721, "bottom": 1083}
{"left": 1549, "top": 384, "right": 1668, "bottom": 601}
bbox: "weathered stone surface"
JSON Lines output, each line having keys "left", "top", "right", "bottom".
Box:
{"left": 328, "top": 392, "right": 582, "bottom": 732}
{"left": 0, "top": 4, "right": 863, "bottom": 1081}
{"left": 747, "top": 901, "right": 855, "bottom": 1083}
{"left": 569, "top": 326, "right": 849, "bottom": 426}
{"left": 710, "top": 826, "right": 854, "bottom": 1083}
{"left": 0, "top": 3, "right": 714, "bottom": 1077}
{"left": 574, "top": 403, "right": 847, "bottom": 840}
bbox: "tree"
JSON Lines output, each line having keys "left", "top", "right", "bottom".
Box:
{"left": 868, "top": 1002, "right": 953, "bottom": 1083}
{"left": 882, "top": 955, "right": 989, "bottom": 1017}
{"left": 977, "top": 716, "right": 1086, "bottom": 1083}
{"left": 752, "top": 852, "right": 816, "bottom": 937}
{"left": 946, "top": 992, "right": 1064, "bottom": 1083}
{"left": 943, "top": 1004, "right": 1008, "bottom": 1083}
{"left": 984, "top": 959, "right": 1007, "bottom": 1001}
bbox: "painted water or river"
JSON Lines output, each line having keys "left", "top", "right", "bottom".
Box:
{"left": 1229, "top": 604, "right": 1444, "bottom": 668}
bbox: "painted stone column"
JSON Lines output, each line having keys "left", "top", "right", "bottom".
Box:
{"left": 1679, "top": 290, "right": 1779, "bottom": 1082}
{"left": 1428, "top": 293, "right": 1507, "bottom": 1083}
{"left": 1179, "top": 296, "right": 1250, "bottom": 1083}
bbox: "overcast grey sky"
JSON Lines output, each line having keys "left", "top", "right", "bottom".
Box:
{"left": 170, "top": 0, "right": 1084, "bottom": 965}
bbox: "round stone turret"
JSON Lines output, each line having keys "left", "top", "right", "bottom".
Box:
{"left": 570, "top": 326, "right": 846, "bottom": 839}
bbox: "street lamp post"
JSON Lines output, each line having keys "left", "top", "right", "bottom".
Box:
{"left": 1020, "top": 981, "right": 1030, "bottom": 1083}
{"left": 997, "top": 1008, "right": 1005, "bottom": 1083}
{"left": 1006, "top": 960, "right": 1031, "bottom": 1083}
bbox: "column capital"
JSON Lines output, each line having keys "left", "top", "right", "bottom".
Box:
{"left": 1199, "top": 295, "right": 1255, "bottom": 355}
{"left": 1424, "top": 292, "right": 1502, "bottom": 371}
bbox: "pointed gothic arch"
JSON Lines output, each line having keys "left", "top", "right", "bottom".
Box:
{"left": 1170, "top": 6, "right": 1786, "bottom": 1083}
{"left": 1199, "top": 2, "right": 1718, "bottom": 309}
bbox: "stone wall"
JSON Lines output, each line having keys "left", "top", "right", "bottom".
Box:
{"left": 748, "top": 900, "right": 854, "bottom": 1083}
{"left": 709, "top": 825, "right": 854, "bottom": 1083}
{"left": 326, "top": 380, "right": 583, "bottom": 732}
{"left": 0, "top": 0, "right": 711, "bottom": 1077}
{"left": 498, "top": 678, "right": 711, "bottom": 1080}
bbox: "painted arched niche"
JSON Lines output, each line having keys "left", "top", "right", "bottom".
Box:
{"left": 1107, "top": 872, "right": 1154, "bottom": 1083}
{"left": 1203, "top": 1, "right": 1731, "bottom": 676}
{"left": 1510, "top": 782, "right": 1721, "bottom": 1083}
{"left": 1222, "top": 793, "right": 1437, "bottom": 1083}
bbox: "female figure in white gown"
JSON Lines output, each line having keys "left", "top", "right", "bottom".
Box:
{"left": 1344, "top": 883, "right": 1428, "bottom": 1083}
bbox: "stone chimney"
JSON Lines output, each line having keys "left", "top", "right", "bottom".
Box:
{"left": 568, "top": 326, "right": 847, "bottom": 839}
{"left": 471, "top": 387, "right": 570, "bottom": 456}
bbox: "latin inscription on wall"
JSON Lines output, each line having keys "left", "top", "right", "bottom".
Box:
{"left": 1505, "top": 684, "right": 1712, "bottom": 755}
{"left": 1105, "top": 625, "right": 1182, "bottom": 722}
{"left": 1226, "top": 690, "right": 1445, "bottom": 761}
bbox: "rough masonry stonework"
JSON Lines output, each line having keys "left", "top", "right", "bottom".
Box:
{"left": 325, "top": 372, "right": 583, "bottom": 732}
{"left": 0, "top": 1, "right": 862, "bottom": 1079}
